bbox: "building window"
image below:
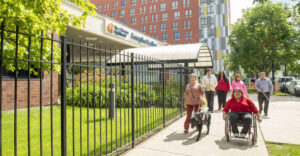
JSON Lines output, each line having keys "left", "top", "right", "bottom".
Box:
{"left": 190, "top": 31, "right": 192, "bottom": 39}
{"left": 200, "top": 29, "right": 204, "bottom": 38}
{"left": 211, "top": 17, "right": 214, "bottom": 25}
{"left": 153, "top": 5, "right": 156, "bottom": 11}
{"left": 174, "top": 11, "right": 180, "bottom": 19}
{"left": 201, "top": 0, "right": 207, "bottom": 3}
{"left": 208, "top": 28, "right": 215, "bottom": 37}
{"left": 201, "top": 8, "right": 204, "bottom": 15}
{"left": 185, "top": 10, "right": 188, "bottom": 17}
{"left": 145, "top": 16, "right": 148, "bottom": 23}
{"left": 172, "top": 1, "right": 178, "bottom": 9}
{"left": 130, "top": 8, "right": 135, "bottom": 15}
{"left": 143, "top": 26, "right": 146, "bottom": 32}
{"left": 183, "top": 0, "right": 186, "bottom": 7}
{"left": 155, "top": 14, "right": 158, "bottom": 21}
{"left": 149, "top": 5, "right": 152, "bottom": 12}
{"left": 141, "top": 16, "right": 144, "bottom": 23}
{"left": 201, "top": 18, "right": 207, "bottom": 25}
{"left": 183, "top": 21, "right": 186, "bottom": 28}
{"left": 151, "top": 15, "right": 154, "bottom": 21}
{"left": 211, "top": 39, "right": 215, "bottom": 50}
{"left": 187, "top": 20, "right": 190, "bottom": 27}
{"left": 121, "top": 0, "right": 126, "bottom": 6}
{"left": 208, "top": 6, "right": 214, "bottom": 14}
{"left": 121, "top": 18, "right": 126, "bottom": 24}
{"left": 162, "top": 33, "right": 168, "bottom": 41}
{"left": 140, "top": 26, "right": 142, "bottom": 32}
{"left": 185, "top": 31, "right": 188, "bottom": 39}
{"left": 189, "top": 10, "right": 192, "bottom": 17}
{"left": 120, "top": 10, "right": 125, "bottom": 16}
{"left": 150, "top": 25, "right": 152, "bottom": 32}
{"left": 143, "top": 6, "right": 146, "bottom": 13}
{"left": 153, "top": 24, "right": 156, "bottom": 32}
{"left": 187, "top": 0, "right": 190, "bottom": 6}
{"left": 174, "top": 32, "right": 180, "bottom": 40}
{"left": 113, "top": 2, "right": 116, "bottom": 8}
{"left": 172, "top": 22, "right": 178, "bottom": 29}
{"left": 160, "top": 3, "right": 166, "bottom": 11}
{"left": 131, "top": 0, "right": 136, "bottom": 5}
{"left": 140, "top": 7, "right": 142, "bottom": 13}
{"left": 155, "top": 34, "right": 158, "bottom": 39}
{"left": 162, "top": 13, "right": 168, "bottom": 20}
{"left": 131, "top": 17, "right": 136, "bottom": 24}
{"left": 111, "top": 12, "right": 115, "bottom": 17}
{"left": 160, "top": 23, "right": 166, "bottom": 31}
{"left": 116, "top": 2, "right": 119, "bottom": 8}
{"left": 141, "top": 0, "right": 144, "bottom": 3}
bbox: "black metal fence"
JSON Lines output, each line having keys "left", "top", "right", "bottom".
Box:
{"left": 0, "top": 21, "right": 188, "bottom": 155}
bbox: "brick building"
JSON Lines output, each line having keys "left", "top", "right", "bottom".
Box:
{"left": 91, "top": 0, "right": 231, "bottom": 71}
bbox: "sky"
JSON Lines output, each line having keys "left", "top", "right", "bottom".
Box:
{"left": 230, "top": 0, "right": 297, "bottom": 24}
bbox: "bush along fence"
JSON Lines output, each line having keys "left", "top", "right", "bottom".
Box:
{"left": 0, "top": 21, "right": 189, "bottom": 156}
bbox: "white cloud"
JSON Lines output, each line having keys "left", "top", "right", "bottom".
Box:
{"left": 230, "top": 0, "right": 255, "bottom": 24}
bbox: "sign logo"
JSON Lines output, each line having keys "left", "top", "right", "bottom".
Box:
{"left": 107, "top": 23, "right": 114, "bottom": 33}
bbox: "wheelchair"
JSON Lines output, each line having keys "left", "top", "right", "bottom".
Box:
{"left": 224, "top": 113, "right": 258, "bottom": 145}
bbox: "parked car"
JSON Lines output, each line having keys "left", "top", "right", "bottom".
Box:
{"left": 286, "top": 80, "right": 300, "bottom": 96}
{"left": 275, "top": 76, "right": 296, "bottom": 92}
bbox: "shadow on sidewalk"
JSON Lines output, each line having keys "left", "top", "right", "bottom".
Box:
{"left": 215, "top": 137, "right": 258, "bottom": 150}
{"left": 164, "top": 130, "right": 209, "bottom": 145}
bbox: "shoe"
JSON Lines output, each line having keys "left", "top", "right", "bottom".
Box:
{"left": 240, "top": 133, "right": 246, "bottom": 138}
{"left": 184, "top": 130, "right": 188, "bottom": 134}
{"left": 218, "top": 108, "right": 221, "bottom": 110}
{"left": 234, "top": 133, "right": 239, "bottom": 138}
{"left": 264, "top": 114, "right": 269, "bottom": 119}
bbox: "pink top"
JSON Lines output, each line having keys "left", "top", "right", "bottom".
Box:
{"left": 184, "top": 83, "right": 204, "bottom": 105}
{"left": 231, "top": 81, "right": 248, "bottom": 97}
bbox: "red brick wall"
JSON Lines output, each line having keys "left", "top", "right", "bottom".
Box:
{"left": 1, "top": 72, "right": 59, "bottom": 111}
{"left": 92, "top": 0, "right": 199, "bottom": 45}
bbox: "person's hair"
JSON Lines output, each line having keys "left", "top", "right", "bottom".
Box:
{"left": 234, "top": 74, "right": 241, "bottom": 82}
{"left": 189, "top": 73, "right": 198, "bottom": 80}
{"left": 260, "top": 72, "right": 266, "bottom": 75}
{"left": 232, "top": 87, "right": 244, "bottom": 98}
{"left": 218, "top": 71, "right": 228, "bottom": 82}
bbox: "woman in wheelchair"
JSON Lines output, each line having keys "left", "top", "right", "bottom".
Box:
{"left": 223, "top": 87, "right": 262, "bottom": 138}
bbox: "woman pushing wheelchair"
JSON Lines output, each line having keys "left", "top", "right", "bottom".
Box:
{"left": 222, "top": 87, "right": 262, "bottom": 140}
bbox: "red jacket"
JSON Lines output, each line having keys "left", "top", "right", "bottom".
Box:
{"left": 223, "top": 96, "right": 259, "bottom": 114}
{"left": 216, "top": 78, "right": 230, "bottom": 91}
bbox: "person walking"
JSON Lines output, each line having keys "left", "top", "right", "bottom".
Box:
{"left": 202, "top": 69, "right": 218, "bottom": 112}
{"left": 184, "top": 73, "right": 204, "bottom": 133}
{"left": 216, "top": 71, "right": 230, "bottom": 110}
{"left": 231, "top": 74, "right": 248, "bottom": 97}
{"left": 255, "top": 72, "right": 273, "bottom": 117}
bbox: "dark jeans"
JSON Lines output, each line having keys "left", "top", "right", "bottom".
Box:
{"left": 258, "top": 92, "right": 270, "bottom": 115}
{"left": 217, "top": 90, "right": 228, "bottom": 109}
{"left": 230, "top": 111, "right": 252, "bottom": 134}
{"left": 205, "top": 91, "right": 215, "bottom": 112}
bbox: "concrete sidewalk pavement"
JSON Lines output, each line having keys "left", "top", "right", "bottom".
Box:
{"left": 125, "top": 109, "right": 268, "bottom": 156}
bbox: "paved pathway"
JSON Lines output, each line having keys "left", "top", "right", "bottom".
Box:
{"left": 125, "top": 100, "right": 268, "bottom": 156}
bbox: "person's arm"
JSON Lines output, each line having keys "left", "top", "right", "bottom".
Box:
{"left": 227, "top": 79, "right": 231, "bottom": 92}
{"left": 231, "top": 81, "right": 236, "bottom": 92}
{"left": 222, "top": 100, "right": 231, "bottom": 120}
{"left": 202, "top": 77, "right": 207, "bottom": 89}
{"left": 247, "top": 98, "right": 262, "bottom": 122}
{"left": 255, "top": 79, "right": 261, "bottom": 92}
{"left": 214, "top": 76, "right": 218, "bottom": 88}
{"left": 198, "top": 84, "right": 204, "bottom": 95}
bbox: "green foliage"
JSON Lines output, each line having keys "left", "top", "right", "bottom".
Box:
{"left": 66, "top": 71, "right": 158, "bottom": 108}
{"left": 266, "top": 142, "right": 300, "bottom": 156}
{"left": 0, "top": 0, "right": 96, "bottom": 74}
{"left": 227, "top": 3, "right": 299, "bottom": 76}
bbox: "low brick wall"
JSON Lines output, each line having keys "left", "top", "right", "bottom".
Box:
{"left": 1, "top": 72, "right": 59, "bottom": 111}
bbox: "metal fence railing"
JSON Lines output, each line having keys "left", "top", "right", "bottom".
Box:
{"left": 0, "top": 21, "right": 188, "bottom": 156}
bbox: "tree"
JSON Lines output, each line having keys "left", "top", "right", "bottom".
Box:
{"left": 0, "top": 0, "right": 96, "bottom": 74}
{"left": 227, "top": 3, "right": 299, "bottom": 78}
{"left": 253, "top": 0, "right": 300, "bottom": 14}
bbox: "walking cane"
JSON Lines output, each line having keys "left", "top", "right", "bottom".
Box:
{"left": 262, "top": 92, "right": 276, "bottom": 108}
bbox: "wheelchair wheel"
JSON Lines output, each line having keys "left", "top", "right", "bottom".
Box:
{"left": 225, "top": 115, "right": 230, "bottom": 142}
{"left": 251, "top": 115, "right": 257, "bottom": 145}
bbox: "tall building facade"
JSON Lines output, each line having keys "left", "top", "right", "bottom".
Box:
{"left": 91, "top": 0, "right": 230, "bottom": 71}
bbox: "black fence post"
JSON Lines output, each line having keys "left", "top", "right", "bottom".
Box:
{"left": 0, "top": 20, "right": 4, "bottom": 156}
{"left": 180, "top": 67, "right": 183, "bottom": 117}
{"left": 130, "top": 53, "right": 135, "bottom": 148}
{"left": 162, "top": 63, "right": 166, "bottom": 127}
{"left": 60, "top": 35, "right": 67, "bottom": 156}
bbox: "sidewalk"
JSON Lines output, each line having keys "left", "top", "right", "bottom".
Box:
{"left": 125, "top": 102, "right": 269, "bottom": 156}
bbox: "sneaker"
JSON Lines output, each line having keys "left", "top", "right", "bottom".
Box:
{"left": 240, "top": 133, "right": 246, "bottom": 138}
{"left": 264, "top": 114, "right": 269, "bottom": 119}
{"left": 184, "top": 130, "right": 188, "bottom": 134}
{"left": 218, "top": 108, "right": 221, "bottom": 110}
{"left": 234, "top": 133, "right": 239, "bottom": 138}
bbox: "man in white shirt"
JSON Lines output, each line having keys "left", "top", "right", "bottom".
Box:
{"left": 202, "top": 69, "right": 218, "bottom": 112}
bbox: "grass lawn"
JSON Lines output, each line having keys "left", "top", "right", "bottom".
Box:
{"left": 266, "top": 142, "right": 300, "bottom": 156}
{"left": 2, "top": 106, "right": 180, "bottom": 155}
